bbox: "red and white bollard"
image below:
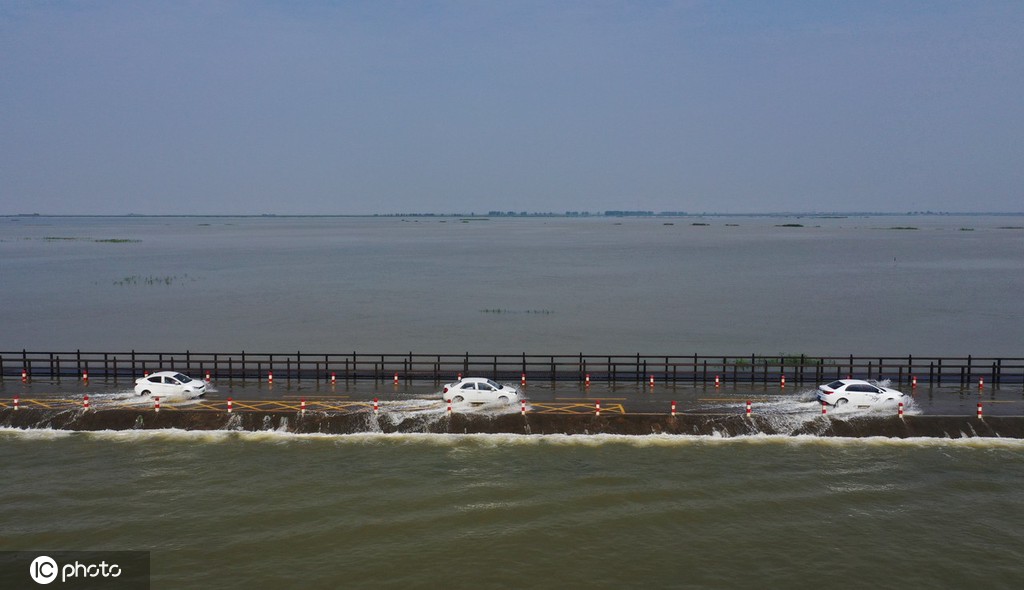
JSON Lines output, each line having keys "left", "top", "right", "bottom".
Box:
{"left": 912, "top": 376, "right": 918, "bottom": 388}
{"left": 780, "top": 374, "right": 786, "bottom": 388}
{"left": 205, "top": 372, "right": 211, "bottom": 383}
{"left": 300, "top": 398, "right": 306, "bottom": 413}
{"left": 898, "top": 402, "right": 904, "bottom": 417}
{"left": 649, "top": 375, "right": 655, "bottom": 388}
{"left": 227, "top": 397, "right": 233, "bottom": 413}
{"left": 446, "top": 398, "right": 452, "bottom": 414}
{"left": 585, "top": 374, "right": 591, "bottom": 387}
{"left": 977, "top": 402, "right": 983, "bottom": 419}
{"left": 83, "top": 395, "right": 90, "bottom": 410}
{"left": 394, "top": 373, "right": 399, "bottom": 386}
{"left": 715, "top": 375, "right": 720, "bottom": 388}
{"left": 267, "top": 371, "right": 274, "bottom": 384}
{"left": 979, "top": 377, "right": 984, "bottom": 389}
{"left": 21, "top": 368, "right": 27, "bottom": 383}
{"left": 521, "top": 373, "right": 527, "bottom": 386}
{"left": 82, "top": 370, "right": 89, "bottom": 382}
{"left": 595, "top": 400, "right": 601, "bottom": 416}
{"left": 745, "top": 400, "right": 752, "bottom": 416}
{"left": 144, "top": 370, "right": 149, "bottom": 377}
{"left": 14, "top": 395, "right": 20, "bottom": 411}
{"left": 521, "top": 399, "right": 527, "bottom": 416}
{"left": 821, "top": 401, "right": 828, "bottom": 416}
{"left": 331, "top": 372, "right": 337, "bottom": 385}
{"left": 373, "top": 398, "right": 379, "bottom": 415}
{"left": 457, "top": 373, "right": 462, "bottom": 381}
{"left": 671, "top": 400, "right": 677, "bottom": 417}
{"left": 155, "top": 397, "right": 160, "bottom": 412}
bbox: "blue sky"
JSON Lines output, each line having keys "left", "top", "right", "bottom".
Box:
{"left": 1, "top": 1, "right": 1021, "bottom": 214}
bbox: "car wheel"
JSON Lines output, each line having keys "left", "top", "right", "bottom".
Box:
{"left": 498, "top": 396, "right": 509, "bottom": 403}
{"left": 453, "top": 395, "right": 464, "bottom": 403}
{"left": 140, "top": 390, "right": 150, "bottom": 396}
{"left": 835, "top": 398, "right": 848, "bottom": 407}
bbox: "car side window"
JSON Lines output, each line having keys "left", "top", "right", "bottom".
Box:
{"left": 480, "top": 383, "right": 495, "bottom": 391}
{"left": 461, "top": 382, "right": 476, "bottom": 390}
{"left": 148, "top": 376, "right": 161, "bottom": 384}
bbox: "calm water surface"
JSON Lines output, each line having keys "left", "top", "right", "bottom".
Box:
{"left": 2, "top": 215, "right": 1022, "bottom": 355}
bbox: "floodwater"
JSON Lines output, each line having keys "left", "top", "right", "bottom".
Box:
{"left": 1, "top": 214, "right": 1022, "bottom": 355}
{"left": 2, "top": 215, "right": 1023, "bottom": 588}
{"left": 3, "top": 429, "right": 1024, "bottom": 589}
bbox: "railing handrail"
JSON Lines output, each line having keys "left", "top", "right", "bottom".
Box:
{"left": 2, "top": 350, "right": 1022, "bottom": 385}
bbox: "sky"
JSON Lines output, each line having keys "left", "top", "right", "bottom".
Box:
{"left": 1, "top": 0, "right": 1022, "bottom": 215}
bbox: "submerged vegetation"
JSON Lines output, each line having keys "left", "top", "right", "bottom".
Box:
{"left": 41, "top": 236, "right": 141, "bottom": 243}
{"left": 113, "top": 274, "right": 197, "bottom": 287}
{"left": 730, "top": 354, "right": 830, "bottom": 367}
{"left": 480, "top": 308, "right": 554, "bottom": 315}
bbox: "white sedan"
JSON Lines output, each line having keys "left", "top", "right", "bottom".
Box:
{"left": 134, "top": 371, "right": 207, "bottom": 400}
{"left": 441, "top": 377, "right": 521, "bottom": 404}
{"left": 817, "top": 379, "right": 907, "bottom": 408}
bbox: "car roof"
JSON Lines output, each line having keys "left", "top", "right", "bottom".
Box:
{"left": 150, "top": 371, "right": 182, "bottom": 377}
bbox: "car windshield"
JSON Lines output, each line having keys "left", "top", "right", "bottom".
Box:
{"left": 174, "top": 373, "right": 192, "bottom": 383}
{"left": 486, "top": 379, "right": 501, "bottom": 389}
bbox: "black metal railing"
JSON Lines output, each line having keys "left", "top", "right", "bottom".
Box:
{"left": 2, "top": 350, "right": 1022, "bottom": 387}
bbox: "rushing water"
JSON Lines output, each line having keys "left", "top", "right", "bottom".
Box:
{"left": 2, "top": 215, "right": 1023, "bottom": 588}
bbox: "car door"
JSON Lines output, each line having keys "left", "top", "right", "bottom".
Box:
{"left": 140, "top": 375, "right": 166, "bottom": 396}
{"left": 476, "top": 381, "right": 498, "bottom": 401}
{"left": 456, "top": 381, "right": 477, "bottom": 402}
{"left": 163, "top": 375, "right": 182, "bottom": 396}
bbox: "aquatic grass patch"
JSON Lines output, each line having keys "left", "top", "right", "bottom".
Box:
{"left": 730, "top": 354, "right": 831, "bottom": 367}
{"left": 42, "top": 236, "right": 142, "bottom": 243}
{"left": 479, "top": 309, "right": 554, "bottom": 315}
{"left": 775, "top": 223, "right": 804, "bottom": 228}
{"left": 113, "top": 274, "right": 198, "bottom": 287}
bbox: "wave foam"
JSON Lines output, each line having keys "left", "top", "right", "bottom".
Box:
{"left": 2, "top": 426, "right": 1022, "bottom": 449}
